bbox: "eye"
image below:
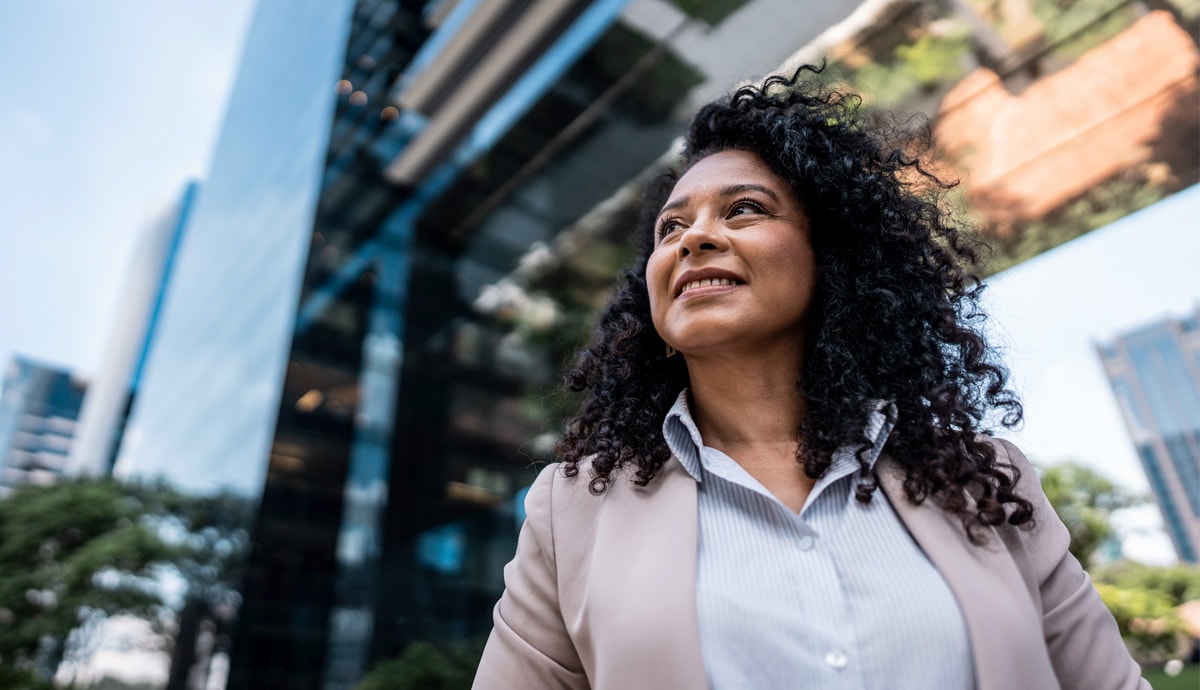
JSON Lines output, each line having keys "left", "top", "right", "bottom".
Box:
{"left": 728, "top": 198, "right": 766, "bottom": 217}
{"left": 656, "top": 217, "right": 684, "bottom": 239}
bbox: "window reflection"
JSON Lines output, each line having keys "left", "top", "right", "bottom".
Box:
{"left": 29, "top": 0, "right": 1196, "bottom": 688}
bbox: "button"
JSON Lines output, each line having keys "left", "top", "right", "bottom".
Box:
{"left": 824, "top": 650, "right": 849, "bottom": 670}
{"left": 797, "top": 535, "right": 815, "bottom": 551}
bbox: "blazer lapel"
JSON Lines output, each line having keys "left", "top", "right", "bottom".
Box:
{"left": 581, "top": 457, "right": 709, "bottom": 689}
{"left": 876, "top": 457, "right": 1049, "bottom": 690}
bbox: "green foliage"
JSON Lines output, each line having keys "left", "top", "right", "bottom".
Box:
{"left": 984, "top": 168, "right": 1170, "bottom": 274}
{"left": 355, "top": 639, "right": 487, "bottom": 690}
{"left": 1042, "top": 461, "right": 1200, "bottom": 664}
{"left": 1092, "top": 558, "right": 1200, "bottom": 663}
{"left": 0, "top": 479, "right": 177, "bottom": 674}
{"left": 1095, "top": 582, "right": 1180, "bottom": 628}
{"left": 1029, "top": 461, "right": 1196, "bottom": 662}
{"left": 895, "top": 32, "right": 973, "bottom": 88}
{"left": 1095, "top": 561, "right": 1200, "bottom": 607}
{"left": 1031, "top": 0, "right": 1139, "bottom": 59}
{"left": 0, "top": 477, "right": 250, "bottom": 682}
{"left": 0, "top": 666, "right": 56, "bottom": 690}
{"left": 843, "top": 30, "right": 971, "bottom": 110}
{"left": 1095, "top": 582, "right": 1184, "bottom": 663}
{"left": 1038, "top": 461, "right": 1143, "bottom": 571}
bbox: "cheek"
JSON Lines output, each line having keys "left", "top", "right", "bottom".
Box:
{"left": 644, "top": 254, "right": 670, "bottom": 308}
{"left": 644, "top": 255, "right": 673, "bottom": 335}
{"left": 784, "top": 237, "right": 817, "bottom": 287}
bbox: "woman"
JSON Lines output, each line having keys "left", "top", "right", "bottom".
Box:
{"left": 473, "top": 66, "right": 1144, "bottom": 689}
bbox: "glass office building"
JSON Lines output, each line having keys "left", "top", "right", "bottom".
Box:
{"left": 0, "top": 357, "right": 87, "bottom": 495}
{"left": 1098, "top": 309, "right": 1200, "bottom": 564}
{"left": 94, "top": 0, "right": 1200, "bottom": 687}
{"left": 66, "top": 182, "right": 197, "bottom": 479}
{"left": 111, "top": 0, "right": 848, "bottom": 687}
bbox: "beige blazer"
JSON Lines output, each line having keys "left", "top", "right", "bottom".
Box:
{"left": 474, "top": 438, "right": 1146, "bottom": 689}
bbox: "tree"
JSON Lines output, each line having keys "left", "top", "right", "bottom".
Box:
{"left": 1094, "top": 560, "right": 1200, "bottom": 663}
{"left": 1093, "top": 582, "right": 1185, "bottom": 664}
{"left": 1096, "top": 560, "right": 1200, "bottom": 605}
{"left": 0, "top": 478, "right": 174, "bottom": 684}
{"left": 0, "top": 477, "right": 249, "bottom": 688}
{"left": 1039, "top": 461, "right": 1200, "bottom": 664}
{"left": 355, "top": 639, "right": 487, "bottom": 690}
{"left": 1037, "top": 461, "right": 1143, "bottom": 571}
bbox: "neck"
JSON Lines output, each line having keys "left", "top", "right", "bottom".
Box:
{"left": 684, "top": 342, "right": 805, "bottom": 453}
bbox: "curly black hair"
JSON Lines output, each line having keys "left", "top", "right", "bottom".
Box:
{"left": 556, "top": 65, "right": 1032, "bottom": 540}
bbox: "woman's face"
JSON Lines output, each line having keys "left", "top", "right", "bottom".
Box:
{"left": 646, "top": 149, "right": 816, "bottom": 359}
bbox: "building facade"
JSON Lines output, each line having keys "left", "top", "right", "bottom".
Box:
{"left": 66, "top": 182, "right": 197, "bottom": 479}
{"left": 0, "top": 357, "right": 87, "bottom": 496}
{"left": 111, "top": 0, "right": 839, "bottom": 687}
{"left": 88, "top": 0, "right": 1200, "bottom": 688}
{"left": 1098, "top": 308, "right": 1200, "bottom": 563}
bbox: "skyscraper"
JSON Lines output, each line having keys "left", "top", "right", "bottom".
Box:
{"left": 82, "top": 0, "right": 1200, "bottom": 687}
{"left": 0, "top": 356, "right": 87, "bottom": 495}
{"left": 66, "top": 182, "right": 197, "bottom": 478}
{"left": 108, "top": 1, "right": 739, "bottom": 687}
{"left": 1097, "top": 308, "right": 1200, "bottom": 563}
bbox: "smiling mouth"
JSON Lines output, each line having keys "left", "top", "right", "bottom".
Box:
{"left": 678, "top": 277, "right": 742, "bottom": 297}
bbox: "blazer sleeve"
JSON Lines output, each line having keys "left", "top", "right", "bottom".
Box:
{"left": 473, "top": 463, "right": 588, "bottom": 689}
{"left": 994, "top": 438, "right": 1149, "bottom": 690}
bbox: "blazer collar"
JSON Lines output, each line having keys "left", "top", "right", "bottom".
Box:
{"left": 875, "top": 456, "right": 1040, "bottom": 690}
{"left": 598, "top": 456, "right": 709, "bottom": 689}
{"left": 632, "top": 454, "right": 1037, "bottom": 690}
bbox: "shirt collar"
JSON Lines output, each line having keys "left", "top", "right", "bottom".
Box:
{"left": 663, "top": 389, "right": 705, "bottom": 481}
{"left": 662, "top": 388, "right": 896, "bottom": 483}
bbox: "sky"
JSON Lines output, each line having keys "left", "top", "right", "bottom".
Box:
{"left": 0, "top": 2, "right": 1195, "bottom": 565}
{"left": 983, "top": 188, "right": 1199, "bottom": 565}
{"left": 0, "top": 2, "right": 257, "bottom": 376}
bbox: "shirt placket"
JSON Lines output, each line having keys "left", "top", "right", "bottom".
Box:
{"left": 702, "top": 448, "right": 867, "bottom": 689}
{"left": 802, "top": 475, "right": 866, "bottom": 689}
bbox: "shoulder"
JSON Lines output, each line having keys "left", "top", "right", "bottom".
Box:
{"left": 983, "top": 439, "right": 1149, "bottom": 689}
{"left": 986, "top": 436, "right": 1035, "bottom": 488}
{"left": 523, "top": 456, "right": 691, "bottom": 549}
{"left": 523, "top": 462, "right": 594, "bottom": 521}
{"left": 522, "top": 459, "right": 628, "bottom": 535}
{"left": 521, "top": 458, "right": 683, "bottom": 602}
{"left": 987, "top": 436, "right": 1048, "bottom": 515}
{"left": 981, "top": 436, "right": 1058, "bottom": 527}
{"left": 525, "top": 458, "right": 658, "bottom": 513}
{"left": 980, "top": 436, "right": 1071, "bottom": 574}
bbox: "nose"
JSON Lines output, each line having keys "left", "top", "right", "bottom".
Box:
{"left": 677, "top": 217, "right": 729, "bottom": 257}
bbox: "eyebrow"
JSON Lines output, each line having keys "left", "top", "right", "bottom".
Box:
{"left": 657, "top": 183, "right": 781, "bottom": 217}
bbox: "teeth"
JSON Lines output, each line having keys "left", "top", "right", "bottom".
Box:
{"left": 681, "top": 278, "right": 738, "bottom": 293}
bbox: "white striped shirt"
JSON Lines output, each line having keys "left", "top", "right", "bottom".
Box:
{"left": 663, "top": 390, "right": 975, "bottom": 690}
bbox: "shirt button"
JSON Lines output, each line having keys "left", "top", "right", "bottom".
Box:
{"left": 825, "top": 650, "right": 849, "bottom": 670}
{"left": 797, "top": 535, "right": 815, "bottom": 551}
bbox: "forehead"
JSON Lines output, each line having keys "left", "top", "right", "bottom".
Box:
{"left": 667, "top": 149, "right": 787, "bottom": 200}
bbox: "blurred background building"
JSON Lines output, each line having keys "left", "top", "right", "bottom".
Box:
{"left": 1099, "top": 309, "right": 1200, "bottom": 564}
{"left": 11, "top": 0, "right": 1194, "bottom": 688}
{"left": 102, "top": 1, "right": 882, "bottom": 687}
{"left": 66, "top": 182, "right": 198, "bottom": 479}
{"left": 0, "top": 357, "right": 87, "bottom": 496}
